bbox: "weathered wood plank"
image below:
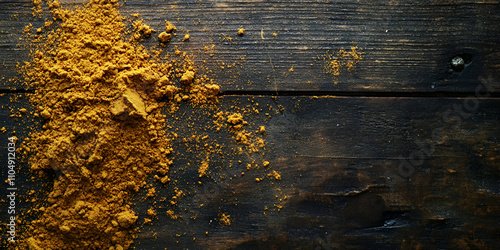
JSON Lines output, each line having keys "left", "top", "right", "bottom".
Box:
{"left": 145, "top": 95, "right": 499, "bottom": 249}
{"left": 1, "top": 0, "right": 500, "bottom": 93}
{"left": 132, "top": 95, "right": 500, "bottom": 249}
{"left": 2, "top": 94, "right": 497, "bottom": 249}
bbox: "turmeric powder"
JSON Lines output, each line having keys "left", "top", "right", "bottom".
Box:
{"left": 323, "top": 45, "right": 363, "bottom": 77}
{"left": 14, "top": 0, "right": 276, "bottom": 249}
{"left": 18, "top": 0, "right": 217, "bottom": 249}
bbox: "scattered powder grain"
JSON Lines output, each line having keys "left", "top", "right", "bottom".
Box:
{"left": 323, "top": 45, "right": 363, "bottom": 77}
{"left": 214, "top": 111, "right": 265, "bottom": 151}
{"left": 268, "top": 170, "right": 281, "bottom": 181}
{"left": 166, "top": 210, "right": 178, "bottom": 220}
{"left": 199, "top": 157, "right": 209, "bottom": 178}
{"left": 220, "top": 213, "right": 231, "bottom": 226}
{"left": 259, "top": 126, "right": 266, "bottom": 134}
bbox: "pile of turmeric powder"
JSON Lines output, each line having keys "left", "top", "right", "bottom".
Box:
{"left": 18, "top": 0, "right": 223, "bottom": 249}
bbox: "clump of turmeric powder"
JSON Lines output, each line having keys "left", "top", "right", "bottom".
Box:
{"left": 220, "top": 213, "right": 231, "bottom": 226}
{"left": 157, "top": 20, "right": 177, "bottom": 45}
{"left": 131, "top": 19, "right": 155, "bottom": 42}
{"left": 165, "top": 20, "right": 177, "bottom": 33}
{"left": 158, "top": 32, "right": 172, "bottom": 43}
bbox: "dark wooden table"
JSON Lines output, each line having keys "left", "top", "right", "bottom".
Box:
{"left": 1, "top": 0, "right": 499, "bottom": 249}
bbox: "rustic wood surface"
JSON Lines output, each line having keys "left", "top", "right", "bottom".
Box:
{"left": 1, "top": 0, "right": 499, "bottom": 249}
{"left": 1, "top": 0, "right": 500, "bottom": 93}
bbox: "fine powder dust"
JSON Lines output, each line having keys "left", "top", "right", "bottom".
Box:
{"left": 16, "top": 0, "right": 237, "bottom": 249}
{"left": 323, "top": 45, "right": 363, "bottom": 77}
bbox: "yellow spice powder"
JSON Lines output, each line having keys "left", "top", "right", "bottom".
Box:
{"left": 11, "top": 0, "right": 281, "bottom": 249}
{"left": 323, "top": 45, "right": 363, "bottom": 77}
{"left": 18, "top": 0, "right": 219, "bottom": 249}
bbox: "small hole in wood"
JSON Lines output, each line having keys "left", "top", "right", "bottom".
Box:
{"left": 450, "top": 53, "right": 472, "bottom": 72}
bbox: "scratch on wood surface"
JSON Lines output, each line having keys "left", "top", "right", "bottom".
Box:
{"left": 268, "top": 54, "right": 278, "bottom": 95}
{"left": 320, "top": 184, "right": 385, "bottom": 197}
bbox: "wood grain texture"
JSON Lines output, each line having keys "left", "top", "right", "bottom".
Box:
{"left": 0, "top": 0, "right": 499, "bottom": 249}
{"left": 1, "top": 0, "right": 500, "bottom": 93}
{"left": 1, "top": 94, "right": 498, "bottom": 249}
